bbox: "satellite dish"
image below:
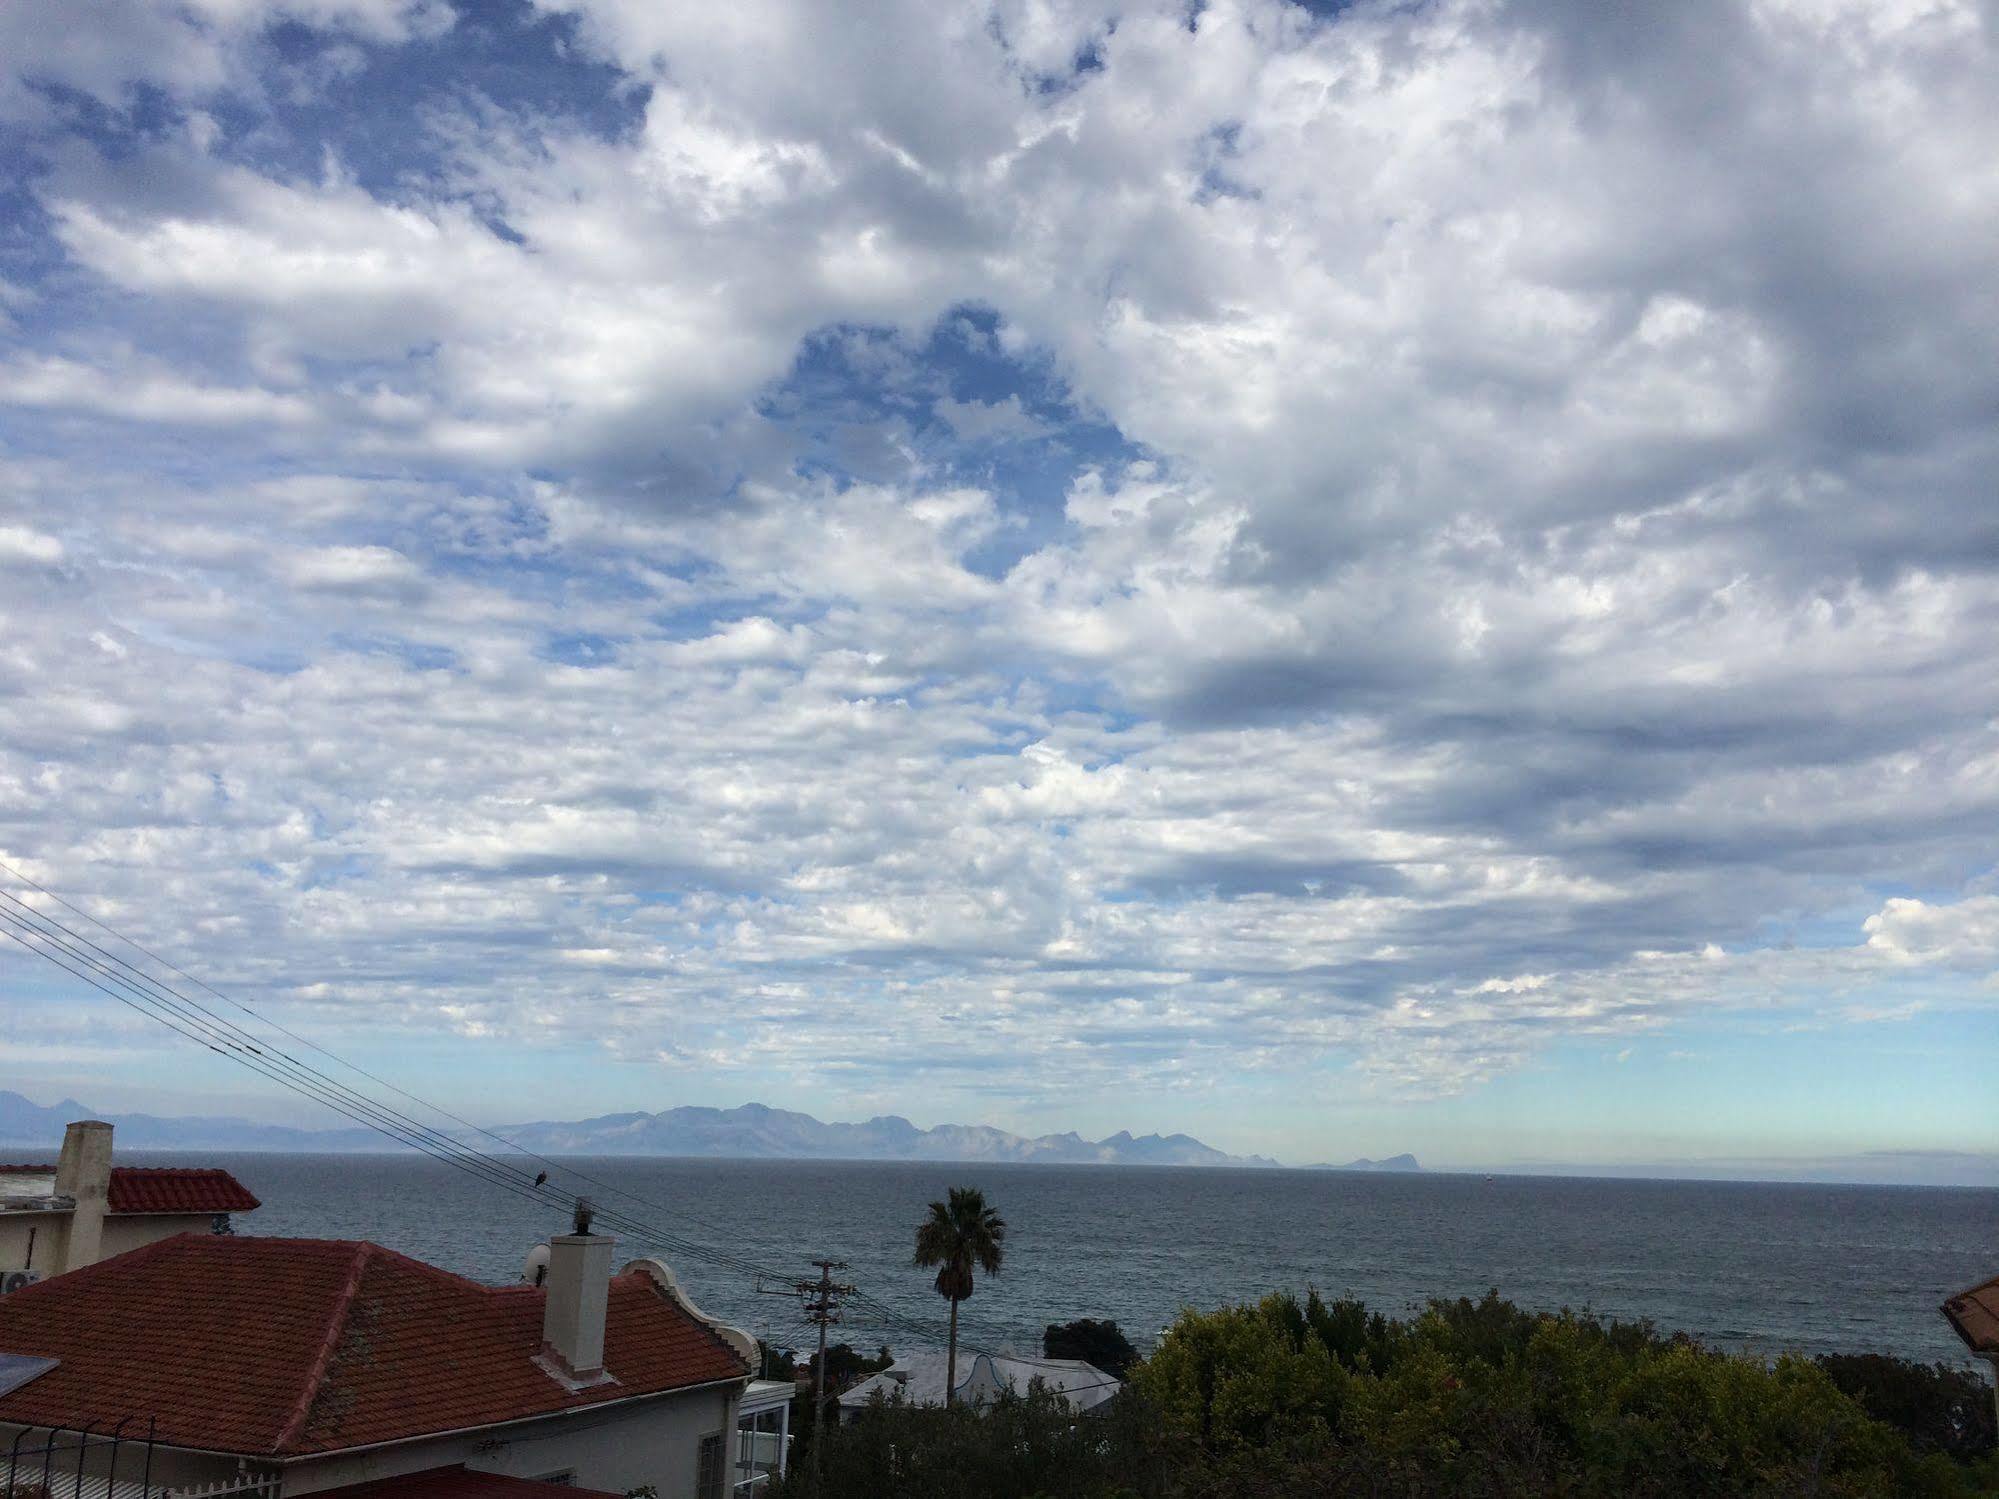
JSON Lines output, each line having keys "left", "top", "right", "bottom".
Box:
{"left": 522, "top": 1241, "right": 551, "bottom": 1287}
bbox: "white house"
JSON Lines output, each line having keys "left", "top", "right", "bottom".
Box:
{"left": 0, "top": 1223, "right": 791, "bottom": 1499}
{"left": 0, "top": 1120, "right": 259, "bottom": 1283}
{"left": 837, "top": 1349, "right": 1120, "bottom": 1422}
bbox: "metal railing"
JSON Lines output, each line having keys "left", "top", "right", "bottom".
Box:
{"left": 2, "top": 1423, "right": 278, "bottom": 1499}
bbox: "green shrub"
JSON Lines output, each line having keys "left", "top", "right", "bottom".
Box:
{"left": 774, "top": 1381, "right": 1169, "bottom": 1499}
{"left": 1139, "top": 1292, "right": 1998, "bottom": 1498}
{"left": 1819, "top": 1353, "right": 1998, "bottom": 1460}
{"left": 787, "top": 1294, "right": 1999, "bottom": 1498}
{"left": 1045, "top": 1317, "right": 1141, "bottom": 1378}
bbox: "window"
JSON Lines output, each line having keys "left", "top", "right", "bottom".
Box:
{"left": 696, "top": 1433, "right": 725, "bottom": 1499}
{"left": 531, "top": 1474, "right": 575, "bottom": 1488}
{"left": 734, "top": 1406, "right": 784, "bottom": 1494}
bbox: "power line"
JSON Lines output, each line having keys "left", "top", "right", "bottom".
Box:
{"left": 0, "top": 857, "right": 796, "bottom": 1268}
{"left": 0, "top": 906, "right": 582, "bottom": 1218}
{"left": 0, "top": 856, "right": 488, "bottom": 1125}
{"left": 0, "top": 878, "right": 739, "bottom": 1263}
{"left": 0, "top": 866, "right": 1031, "bottom": 1361}
{"left": 763, "top": 1259, "right": 857, "bottom": 1488}
{"left": 0, "top": 895, "right": 776, "bottom": 1283}
{"left": 0, "top": 895, "right": 563, "bottom": 1200}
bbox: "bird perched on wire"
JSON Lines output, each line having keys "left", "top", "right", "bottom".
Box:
{"left": 534, "top": 1170, "right": 548, "bottom": 1187}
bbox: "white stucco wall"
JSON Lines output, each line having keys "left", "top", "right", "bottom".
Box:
{"left": 0, "top": 1212, "right": 67, "bottom": 1275}
{"left": 283, "top": 1381, "right": 744, "bottom": 1499}
{"left": 4, "top": 1383, "right": 744, "bottom": 1499}
{"left": 1, "top": 1212, "right": 219, "bottom": 1277}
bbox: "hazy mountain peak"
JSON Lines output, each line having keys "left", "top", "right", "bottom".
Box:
{"left": 0, "top": 1090, "right": 1280, "bottom": 1168}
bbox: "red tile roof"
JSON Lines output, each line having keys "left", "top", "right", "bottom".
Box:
{"left": 0, "top": 1235, "right": 748, "bottom": 1455}
{"left": 0, "top": 1165, "right": 260, "bottom": 1214}
{"left": 108, "top": 1167, "right": 262, "bottom": 1214}
{"left": 1943, "top": 1273, "right": 1999, "bottom": 1356}
{"left": 313, "top": 1468, "right": 619, "bottom": 1499}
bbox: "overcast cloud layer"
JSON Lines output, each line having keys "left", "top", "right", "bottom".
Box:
{"left": 1, "top": 0, "right": 1995, "bottom": 1163}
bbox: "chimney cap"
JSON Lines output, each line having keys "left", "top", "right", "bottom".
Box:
{"left": 571, "top": 1197, "right": 595, "bottom": 1236}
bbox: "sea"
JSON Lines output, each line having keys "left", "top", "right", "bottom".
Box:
{"left": 157, "top": 1153, "right": 1998, "bottom": 1369}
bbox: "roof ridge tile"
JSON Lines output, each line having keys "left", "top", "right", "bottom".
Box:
{"left": 273, "top": 1240, "right": 374, "bottom": 1454}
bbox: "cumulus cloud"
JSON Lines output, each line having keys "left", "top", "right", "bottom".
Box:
{"left": 0, "top": 353, "right": 316, "bottom": 428}
{"left": 1864, "top": 896, "right": 1999, "bottom": 970}
{"left": 0, "top": 0, "right": 1994, "bottom": 1134}
{"left": 0, "top": 526, "right": 63, "bottom": 567}
{"left": 0, "top": 0, "right": 452, "bottom": 121}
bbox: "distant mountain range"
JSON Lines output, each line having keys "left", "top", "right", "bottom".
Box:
{"left": 0, "top": 1090, "right": 349, "bottom": 1152}
{"left": 483, "top": 1102, "right": 1290, "bottom": 1167}
{"left": 1, "top": 1090, "right": 1412, "bottom": 1170}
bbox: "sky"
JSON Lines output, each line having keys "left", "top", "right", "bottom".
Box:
{"left": 0, "top": 0, "right": 1995, "bottom": 1180}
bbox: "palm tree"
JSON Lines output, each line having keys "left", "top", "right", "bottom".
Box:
{"left": 911, "top": 1185, "right": 1006, "bottom": 1408}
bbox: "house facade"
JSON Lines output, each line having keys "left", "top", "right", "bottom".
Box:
{"left": 0, "top": 1120, "right": 259, "bottom": 1283}
{"left": 0, "top": 1228, "right": 787, "bottom": 1499}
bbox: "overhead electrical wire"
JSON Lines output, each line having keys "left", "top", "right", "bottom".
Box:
{"left": 0, "top": 893, "right": 574, "bottom": 1198}
{"left": 0, "top": 857, "right": 789, "bottom": 1265}
{"left": 0, "top": 903, "right": 591, "bottom": 1218}
{"left": 0, "top": 870, "right": 1043, "bottom": 1349}
{"left": 0, "top": 887, "right": 1021, "bottom": 1354}
{"left": 0, "top": 887, "right": 784, "bottom": 1283}
{"left": 0, "top": 868, "right": 1033, "bottom": 1359}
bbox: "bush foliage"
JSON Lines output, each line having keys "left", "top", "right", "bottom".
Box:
{"left": 1046, "top": 1317, "right": 1142, "bottom": 1378}
{"left": 1817, "top": 1352, "right": 1998, "bottom": 1461}
{"left": 782, "top": 1291, "right": 1998, "bottom": 1498}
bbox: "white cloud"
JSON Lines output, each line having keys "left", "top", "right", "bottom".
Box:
{"left": 0, "top": 526, "right": 63, "bottom": 567}
{"left": 1864, "top": 895, "right": 1999, "bottom": 968}
{"left": 662, "top": 617, "right": 815, "bottom": 667}
{"left": 0, "top": 0, "right": 1995, "bottom": 1129}
{"left": 0, "top": 0, "right": 452, "bottom": 121}
{"left": 283, "top": 544, "right": 428, "bottom": 598}
{"left": 0, "top": 355, "right": 315, "bottom": 427}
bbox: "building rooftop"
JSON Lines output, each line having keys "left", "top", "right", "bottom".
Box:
{"left": 312, "top": 1468, "right": 620, "bottom": 1499}
{"left": 1942, "top": 1273, "right": 1999, "bottom": 1356}
{"left": 0, "top": 1233, "right": 748, "bottom": 1455}
{"left": 839, "top": 1350, "right": 1120, "bottom": 1416}
{"left": 0, "top": 1164, "right": 260, "bottom": 1215}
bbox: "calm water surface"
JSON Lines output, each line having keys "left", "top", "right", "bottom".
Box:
{"left": 157, "top": 1153, "right": 1996, "bottom": 1368}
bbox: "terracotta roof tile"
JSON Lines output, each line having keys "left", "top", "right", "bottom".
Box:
{"left": 107, "top": 1167, "right": 261, "bottom": 1214}
{"left": 0, "top": 1165, "right": 260, "bottom": 1214}
{"left": 312, "top": 1467, "right": 620, "bottom": 1499}
{"left": 0, "top": 1235, "right": 747, "bottom": 1455}
{"left": 1942, "top": 1273, "right": 1999, "bottom": 1356}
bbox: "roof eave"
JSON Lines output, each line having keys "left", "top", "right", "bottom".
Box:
{"left": 106, "top": 1208, "right": 254, "bottom": 1217}
{"left": 273, "top": 1371, "right": 749, "bottom": 1461}
{"left": 6, "top": 1371, "right": 752, "bottom": 1466}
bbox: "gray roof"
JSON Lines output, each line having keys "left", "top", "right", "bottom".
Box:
{"left": 838, "top": 1350, "right": 1120, "bottom": 1416}
{"left": 0, "top": 1354, "right": 58, "bottom": 1400}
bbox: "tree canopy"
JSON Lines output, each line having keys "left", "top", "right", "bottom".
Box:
{"left": 784, "top": 1289, "right": 1999, "bottom": 1498}
{"left": 1044, "top": 1317, "right": 1140, "bottom": 1379}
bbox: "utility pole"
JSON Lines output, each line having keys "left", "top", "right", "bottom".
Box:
{"left": 757, "top": 1258, "right": 856, "bottom": 1494}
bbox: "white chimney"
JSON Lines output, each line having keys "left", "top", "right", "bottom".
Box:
{"left": 55, "top": 1120, "right": 114, "bottom": 1273}
{"left": 537, "top": 1219, "right": 616, "bottom": 1390}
